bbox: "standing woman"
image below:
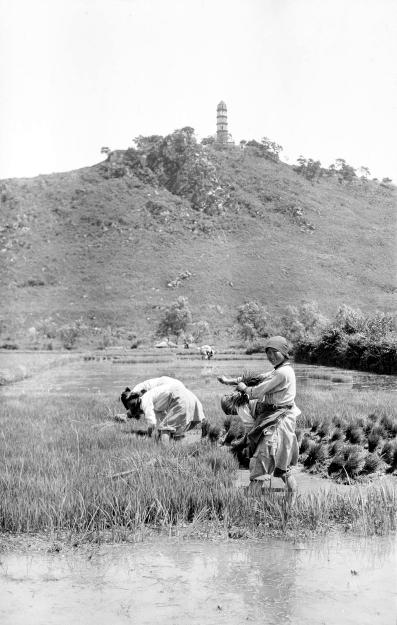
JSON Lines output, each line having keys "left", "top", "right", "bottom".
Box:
{"left": 219, "top": 336, "right": 300, "bottom": 499}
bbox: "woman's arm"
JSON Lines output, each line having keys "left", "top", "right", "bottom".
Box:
{"left": 236, "top": 370, "right": 284, "bottom": 400}
{"left": 139, "top": 393, "right": 157, "bottom": 428}
{"left": 217, "top": 375, "right": 241, "bottom": 386}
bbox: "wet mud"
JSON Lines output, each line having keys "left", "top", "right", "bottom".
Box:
{"left": 1, "top": 535, "right": 395, "bottom": 625}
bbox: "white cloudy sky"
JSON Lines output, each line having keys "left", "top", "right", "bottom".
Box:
{"left": 0, "top": 0, "right": 396, "bottom": 180}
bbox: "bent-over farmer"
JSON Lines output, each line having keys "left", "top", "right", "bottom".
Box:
{"left": 121, "top": 382, "right": 205, "bottom": 439}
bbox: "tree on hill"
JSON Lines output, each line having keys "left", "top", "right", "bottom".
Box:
{"left": 236, "top": 301, "right": 272, "bottom": 341}
{"left": 244, "top": 138, "right": 283, "bottom": 161}
{"left": 294, "top": 156, "right": 323, "bottom": 183}
{"left": 130, "top": 128, "right": 229, "bottom": 214}
{"left": 333, "top": 158, "right": 357, "bottom": 184}
{"left": 156, "top": 296, "right": 192, "bottom": 342}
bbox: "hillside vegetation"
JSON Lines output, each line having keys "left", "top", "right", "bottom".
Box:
{"left": 0, "top": 128, "right": 396, "bottom": 348}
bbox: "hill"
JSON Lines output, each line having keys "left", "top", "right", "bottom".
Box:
{"left": 0, "top": 132, "right": 396, "bottom": 348}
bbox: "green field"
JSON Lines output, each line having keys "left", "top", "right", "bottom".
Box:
{"left": 1, "top": 356, "right": 396, "bottom": 543}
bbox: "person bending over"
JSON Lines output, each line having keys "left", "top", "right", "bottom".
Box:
{"left": 121, "top": 381, "right": 205, "bottom": 439}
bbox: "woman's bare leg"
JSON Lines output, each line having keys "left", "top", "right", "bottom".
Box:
{"left": 281, "top": 473, "right": 297, "bottom": 505}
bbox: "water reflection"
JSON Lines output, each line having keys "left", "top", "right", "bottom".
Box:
{"left": 0, "top": 357, "right": 395, "bottom": 398}
{"left": 1, "top": 536, "right": 395, "bottom": 625}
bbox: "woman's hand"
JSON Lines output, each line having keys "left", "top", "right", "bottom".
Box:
{"left": 217, "top": 375, "right": 228, "bottom": 384}
{"left": 236, "top": 382, "right": 247, "bottom": 393}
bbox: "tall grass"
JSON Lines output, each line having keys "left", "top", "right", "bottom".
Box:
{"left": 0, "top": 392, "right": 396, "bottom": 540}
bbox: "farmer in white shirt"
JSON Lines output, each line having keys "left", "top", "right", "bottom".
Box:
{"left": 121, "top": 380, "right": 205, "bottom": 439}
{"left": 131, "top": 376, "right": 186, "bottom": 394}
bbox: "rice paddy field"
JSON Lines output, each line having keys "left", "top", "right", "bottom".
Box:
{"left": 0, "top": 349, "right": 396, "bottom": 542}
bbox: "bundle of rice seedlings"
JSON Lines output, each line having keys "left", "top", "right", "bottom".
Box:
{"left": 367, "top": 429, "right": 383, "bottom": 453}
{"left": 299, "top": 433, "right": 313, "bottom": 455}
{"left": 345, "top": 425, "right": 364, "bottom": 445}
{"left": 310, "top": 417, "right": 321, "bottom": 433}
{"left": 328, "top": 444, "right": 366, "bottom": 477}
{"left": 223, "top": 416, "right": 232, "bottom": 432}
{"left": 381, "top": 439, "right": 397, "bottom": 466}
{"left": 240, "top": 369, "right": 265, "bottom": 387}
{"left": 343, "top": 444, "right": 366, "bottom": 477}
{"left": 205, "top": 424, "right": 222, "bottom": 443}
{"left": 304, "top": 442, "right": 328, "bottom": 469}
{"left": 223, "top": 415, "right": 246, "bottom": 445}
{"left": 330, "top": 428, "right": 344, "bottom": 442}
{"left": 317, "top": 422, "right": 331, "bottom": 439}
{"left": 362, "top": 452, "right": 382, "bottom": 474}
{"left": 328, "top": 439, "right": 344, "bottom": 457}
{"left": 380, "top": 414, "right": 397, "bottom": 437}
{"left": 328, "top": 452, "right": 345, "bottom": 475}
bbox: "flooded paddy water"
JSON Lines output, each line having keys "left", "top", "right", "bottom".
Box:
{"left": 0, "top": 350, "right": 396, "bottom": 623}
{"left": 1, "top": 536, "right": 396, "bottom": 625}
{"left": 1, "top": 350, "right": 396, "bottom": 398}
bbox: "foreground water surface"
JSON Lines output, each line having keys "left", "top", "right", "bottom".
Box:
{"left": 1, "top": 535, "right": 396, "bottom": 625}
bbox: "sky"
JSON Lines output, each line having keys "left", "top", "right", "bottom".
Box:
{"left": 0, "top": 0, "right": 396, "bottom": 181}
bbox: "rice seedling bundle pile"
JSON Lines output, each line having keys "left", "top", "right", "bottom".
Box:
{"left": 298, "top": 391, "right": 397, "bottom": 481}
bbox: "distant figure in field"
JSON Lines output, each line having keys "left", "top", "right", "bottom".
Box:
{"left": 120, "top": 378, "right": 205, "bottom": 440}
{"left": 199, "top": 345, "right": 215, "bottom": 360}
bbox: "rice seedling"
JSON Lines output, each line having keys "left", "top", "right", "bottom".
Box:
{"left": 362, "top": 452, "right": 383, "bottom": 475}
{"left": 380, "top": 414, "right": 397, "bottom": 437}
{"left": 367, "top": 429, "right": 383, "bottom": 453}
{"left": 303, "top": 442, "right": 328, "bottom": 470}
{"left": 328, "top": 444, "right": 366, "bottom": 478}
{"left": 222, "top": 415, "right": 246, "bottom": 445}
{"left": 330, "top": 428, "right": 344, "bottom": 442}
{"left": 345, "top": 425, "right": 364, "bottom": 445}
{"left": 317, "top": 422, "right": 331, "bottom": 439}
{"left": 240, "top": 370, "right": 265, "bottom": 387}
{"left": 1, "top": 381, "right": 396, "bottom": 541}
{"left": 299, "top": 433, "right": 313, "bottom": 455}
{"left": 381, "top": 439, "right": 397, "bottom": 466}
{"left": 328, "top": 439, "right": 344, "bottom": 457}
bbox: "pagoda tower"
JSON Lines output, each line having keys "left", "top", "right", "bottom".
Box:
{"left": 216, "top": 100, "right": 228, "bottom": 145}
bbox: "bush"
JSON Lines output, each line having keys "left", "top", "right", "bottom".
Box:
{"left": 295, "top": 305, "right": 397, "bottom": 374}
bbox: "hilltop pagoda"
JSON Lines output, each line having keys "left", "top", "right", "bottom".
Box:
{"left": 216, "top": 100, "right": 229, "bottom": 146}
